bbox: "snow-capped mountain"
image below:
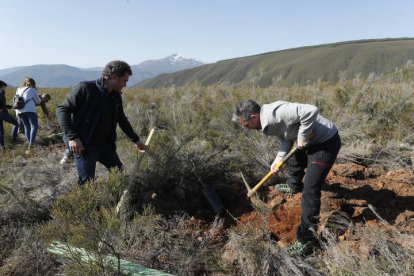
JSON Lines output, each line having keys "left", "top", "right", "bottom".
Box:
{"left": 133, "top": 54, "right": 206, "bottom": 75}
{"left": 161, "top": 53, "right": 204, "bottom": 65}
{"left": 127, "top": 54, "right": 206, "bottom": 85}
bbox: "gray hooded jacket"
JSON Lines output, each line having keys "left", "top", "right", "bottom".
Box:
{"left": 260, "top": 101, "right": 338, "bottom": 157}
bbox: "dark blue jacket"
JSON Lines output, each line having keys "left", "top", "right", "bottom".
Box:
{"left": 0, "top": 90, "right": 6, "bottom": 112}
{"left": 56, "top": 78, "right": 139, "bottom": 150}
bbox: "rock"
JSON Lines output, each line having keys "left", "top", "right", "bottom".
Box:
{"left": 367, "top": 164, "right": 386, "bottom": 177}
{"left": 377, "top": 181, "right": 384, "bottom": 189}
{"left": 268, "top": 195, "right": 284, "bottom": 209}
{"left": 358, "top": 244, "right": 371, "bottom": 256}
{"left": 395, "top": 213, "right": 407, "bottom": 225}
{"left": 277, "top": 240, "right": 289, "bottom": 248}
{"left": 405, "top": 210, "right": 414, "bottom": 218}
{"left": 221, "top": 240, "right": 238, "bottom": 263}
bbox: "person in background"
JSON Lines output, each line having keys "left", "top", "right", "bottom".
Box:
{"left": 38, "top": 93, "right": 51, "bottom": 117}
{"left": 0, "top": 81, "right": 20, "bottom": 152}
{"left": 233, "top": 99, "right": 341, "bottom": 256}
{"left": 16, "top": 93, "right": 51, "bottom": 134}
{"left": 13, "top": 77, "right": 42, "bottom": 154}
{"left": 56, "top": 60, "right": 145, "bottom": 185}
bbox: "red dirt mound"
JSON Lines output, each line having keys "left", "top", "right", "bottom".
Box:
{"left": 231, "top": 163, "right": 414, "bottom": 245}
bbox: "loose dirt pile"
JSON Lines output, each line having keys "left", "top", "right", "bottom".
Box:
{"left": 225, "top": 163, "right": 414, "bottom": 247}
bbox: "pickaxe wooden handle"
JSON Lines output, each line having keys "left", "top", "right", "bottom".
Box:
{"left": 116, "top": 128, "right": 155, "bottom": 215}
{"left": 245, "top": 146, "right": 298, "bottom": 197}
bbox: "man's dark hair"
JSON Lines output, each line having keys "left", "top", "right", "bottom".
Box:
{"left": 102, "top": 60, "right": 133, "bottom": 79}
{"left": 0, "top": 81, "right": 7, "bottom": 88}
{"left": 235, "top": 99, "right": 261, "bottom": 121}
{"left": 42, "top": 93, "right": 51, "bottom": 101}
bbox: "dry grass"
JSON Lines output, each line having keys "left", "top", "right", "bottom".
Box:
{"left": 0, "top": 69, "right": 413, "bottom": 275}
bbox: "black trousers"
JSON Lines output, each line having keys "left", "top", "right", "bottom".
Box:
{"left": 287, "top": 132, "right": 341, "bottom": 243}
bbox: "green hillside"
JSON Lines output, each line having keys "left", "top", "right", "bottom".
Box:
{"left": 135, "top": 38, "right": 414, "bottom": 89}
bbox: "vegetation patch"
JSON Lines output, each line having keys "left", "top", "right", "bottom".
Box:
{"left": 0, "top": 67, "right": 413, "bottom": 275}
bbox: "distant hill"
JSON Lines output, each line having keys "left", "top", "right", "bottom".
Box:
{"left": 1, "top": 65, "right": 101, "bottom": 88}
{"left": 78, "top": 67, "right": 104, "bottom": 72}
{"left": 0, "top": 54, "right": 206, "bottom": 88}
{"left": 0, "top": 66, "right": 26, "bottom": 76}
{"left": 134, "top": 38, "right": 414, "bottom": 89}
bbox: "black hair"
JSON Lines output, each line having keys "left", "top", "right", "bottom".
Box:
{"left": 102, "top": 60, "right": 133, "bottom": 79}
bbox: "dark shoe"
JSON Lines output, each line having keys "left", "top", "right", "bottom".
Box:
{"left": 12, "top": 139, "right": 25, "bottom": 145}
{"left": 286, "top": 240, "right": 315, "bottom": 256}
{"left": 274, "top": 184, "right": 299, "bottom": 194}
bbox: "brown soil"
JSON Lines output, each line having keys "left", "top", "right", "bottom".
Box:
{"left": 224, "top": 163, "right": 414, "bottom": 246}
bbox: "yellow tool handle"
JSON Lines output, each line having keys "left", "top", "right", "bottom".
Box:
{"left": 248, "top": 146, "right": 299, "bottom": 197}
{"left": 276, "top": 146, "right": 298, "bottom": 168}
{"left": 248, "top": 171, "right": 273, "bottom": 196}
{"left": 145, "top": 128, "right": 155, "bottom": 145}
{"left": 116, "top": 128, "right": 156, "bottom": 214}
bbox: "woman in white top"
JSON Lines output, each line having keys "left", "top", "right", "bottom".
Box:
{"left": 13, "top": 77, "right": 41, "bottom": 150}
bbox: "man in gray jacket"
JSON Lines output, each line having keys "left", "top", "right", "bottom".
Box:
{"left": 234, "top": 99, "right": 341, "bottom": 256}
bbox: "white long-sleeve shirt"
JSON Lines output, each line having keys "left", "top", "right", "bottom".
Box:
{"left": 15, "top": 86, "right": 41, "bottom": 114}
{"left": 260, "top": 101, "right": 338, "bottom": 157}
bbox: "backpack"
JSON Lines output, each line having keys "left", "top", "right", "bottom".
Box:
{"left": 12, "top": 88, "right": 31, "bottom": 109}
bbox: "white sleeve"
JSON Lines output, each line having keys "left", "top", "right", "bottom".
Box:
{"left": 31, "top": 89, "right": 42, "bottom": 104}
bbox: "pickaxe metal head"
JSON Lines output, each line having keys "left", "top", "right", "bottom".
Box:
{"left": 240, "top": 171, "right": 268, "bottom": 207}
{"left": 241, "top": 145, "right": 301, "bottom": 198}
{"left": 242, "top": 171, "right": 274, "bottom": 198}
{"left": 240, "top": 172, "right": 253, "bottom": 197}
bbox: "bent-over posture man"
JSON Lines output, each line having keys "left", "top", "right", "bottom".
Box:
{"left": 234, "top": 99, "right": 341, "bottom": 256}
{"left": 56, "top": 60, "right": 145, "bottom": 185}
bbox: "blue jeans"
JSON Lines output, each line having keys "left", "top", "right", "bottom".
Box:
{"left": 0, "top": 111, "right": 18, "bottom": 148}
{"left": 75, "top": 143, "right": 123, "bottom": 185}
{"left": 18, "top": 112, "right": 38, "bottom": 147}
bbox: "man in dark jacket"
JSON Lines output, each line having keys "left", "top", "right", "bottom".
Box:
{"left": 56, "top": 61, "right": 145, "bottom": 185}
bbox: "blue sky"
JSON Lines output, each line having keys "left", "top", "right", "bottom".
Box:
{"left": 2, "top": 0, "right": 413, "bottom": 69}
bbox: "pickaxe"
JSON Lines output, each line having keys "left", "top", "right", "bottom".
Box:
{"left": 242, "top": 146, "right": 299, "bottom": 198}
{"left": 116, "top": 128, "right": 155, "bottom": 215}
